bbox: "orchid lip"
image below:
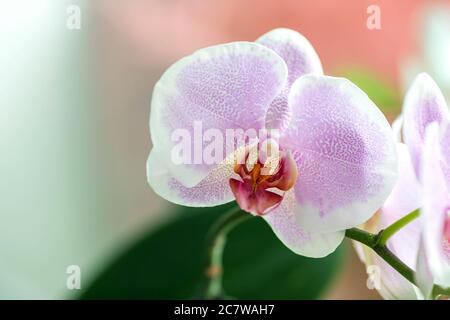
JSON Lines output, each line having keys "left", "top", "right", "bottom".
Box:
{"left": 229, "top": 146, "right": 298, "bottom": 216}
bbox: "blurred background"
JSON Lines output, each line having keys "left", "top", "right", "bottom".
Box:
{"left": 1, "top": 0, "right": 449, "bottom": 299}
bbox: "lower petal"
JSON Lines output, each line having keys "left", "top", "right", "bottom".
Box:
{"left": 263, "top": 191, "right": 344, "bottom": 258}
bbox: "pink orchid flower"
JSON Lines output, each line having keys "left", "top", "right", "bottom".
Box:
{"left": 416, "top": 122, "right": 450, "bottom": 298}
{"left": 147, "top": 28, "right": 397, "bottom": 258}
{"left": 355, "top": 73, "right": 450, "bottom": 299}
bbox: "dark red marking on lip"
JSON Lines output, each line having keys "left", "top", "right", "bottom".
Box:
{"left": 230, "top": 149, "right": 297, "bottom": 216}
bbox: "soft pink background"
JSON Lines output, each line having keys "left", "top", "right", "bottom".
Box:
{"left": 94, "top": 0, "right": 446, "bottom": 86}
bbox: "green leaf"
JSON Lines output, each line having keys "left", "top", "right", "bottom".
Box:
{"left": 336, "top": 67, "right": 400, "bottom": 113}
{"left": 81, "top": 203, "right": 344, "bottom": 299}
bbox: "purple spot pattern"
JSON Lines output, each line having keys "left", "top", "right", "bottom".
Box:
{"left": 158, "top": 44, "right": 286, "bottom": 174}
{"left": 282, "top": 77, "right": 391, "bottom": 216}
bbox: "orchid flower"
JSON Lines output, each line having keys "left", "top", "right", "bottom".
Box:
{"left": 147, "top": 28, "right": 397, "bottom": 258}
{"left": 355, "top": 73, "right": 450, "bottom": 299}
{"left": 415, "top": 123, "right": 450, "bottom": 298}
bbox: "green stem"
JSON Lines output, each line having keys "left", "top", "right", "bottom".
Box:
{"left": 346, "top": 224, "right": 450, "bottom": 298}
{"left": 204, "top": 207, "right": 250, "bottom": 299}
{"left": 204, "top": 206, "right": 450, "bottom": 299}
{"left": 345, "top": 228, "right": 416, "bottom": 284}
{"left": 346, "top": 210, "right": 420, "bottom": 285}
{"left": 432, "top": 285, "right": 450, "bottom": 299}
{"left": 378, "top": 209, "right": 420, "bottom": 246}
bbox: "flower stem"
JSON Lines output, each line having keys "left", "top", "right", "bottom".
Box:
{"left": 204, "top": 207, "right": 250, "bottom": 299}
{"left": 345, "top": 227, "right": 416, "bottom": 284}
{"left": 378, "top": 209, "right": 420, "bottom": 246}
{"left": 432, "top": 285, "right": 450, "bottom": 299}
{"left": 204, "top": 206, "right": 450, "bottom": 299}
{"left": 346, "top": 210, "right": 421, "bottom": 285}
{"left": 346, "top": 221, "right": 450, "bottom": 298}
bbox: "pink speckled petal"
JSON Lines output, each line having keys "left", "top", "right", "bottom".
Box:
{"left": 150, "top": 42, "right": 287, "bottom": 187}
{"left": 256, "top": 28, "right": 323, "bottom": 131}
{"left": 263, "top": 191, "right": 344, "bottom": 258}
{"left": 256, "top": 28, "right": 323, "bottom": 87}
{"left": 420, "top": 123, "right": 450, "bottom": 288}
{"left": 146, "top": 147, "right": 234, "bottom": 207}
{"left": 402, "top": 73, "right": 450, "bottom": 177}
{"left": 282, "top": 75, "right": 397, "bottom": 233}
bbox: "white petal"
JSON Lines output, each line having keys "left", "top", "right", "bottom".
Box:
{"left": 263, "top": 191, "right": 344, "bottom": 258}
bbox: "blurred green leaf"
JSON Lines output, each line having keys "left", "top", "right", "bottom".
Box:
{"left": 336, "top": 67, "right": 400, "bottom": 113}
{"left": 81, "top": 203, "right": 344, "bottom": 299}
